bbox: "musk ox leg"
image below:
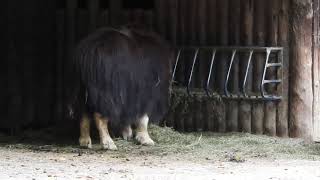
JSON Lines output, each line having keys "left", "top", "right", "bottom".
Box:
{"left": 79, "top": 114, "right": 92, "bottom": 149}
{"left": 135, "top": 114, "right": 155, "bottom": 146}
{"left": 94, "top": 113, "right": 117, "bottom": 150}
{"left": 122, "top": 125, "right": 133, "bottom": 141}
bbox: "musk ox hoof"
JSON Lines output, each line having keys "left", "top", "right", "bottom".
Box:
{"left": 122, "top": 127, "right": 133, "bottom": 141}
{"left": 122, "top": 132, "right": 133, "bottom": 141}
{"left": 101, "top": 139, "right": 118, "bottom": 151}
{"left": 135, "top": 132, "right": 155, "bottom": 146}
{"left": 79, "top": 137, "right": 92, "bottom": 149}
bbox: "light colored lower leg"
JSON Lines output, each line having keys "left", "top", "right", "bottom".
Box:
{"left": 122, "top": 125, "right": 133, "bottom": 141}
{"left": 79, "top": 114, "right": 92, "bottom": 149}
{"left": 135, "top": 114, "right": 154, "bottom": 146}
{"left": 94, "top": 113, "right": 117, "bottom": 150}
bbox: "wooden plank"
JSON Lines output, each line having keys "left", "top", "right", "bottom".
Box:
{"left": 196, "top": 0, "right": 207, "bottom": 131}
{"left": 205, "top": 0, "right": 217, "bottom": 131}
{"left": 22, "top": 1, "right": 35, "bottom": 127}
{"left": 185, "top": 0, "right": 197, "bottom": 132}
{"left": 313, "top": 0, "right": 320, "bottom": 142}
{"left": 30, "top": 0, "right": 49, "bottom": 126}
{"left": 216, "top": 0, "right": 228, "bottom": 133}
{"left": 77, "top": 9, "right": 89, "bottom": 41}
{"left": 164, "top": 0, "right": 178, "bottom": 128}
{"left": 109, "top": 0, "right": 122, "bottom": 27}
{"left": 277, "top": 0, "right": 290, "bottom": 137}
{"left": 99, "top": 10, "right": 109, "bottom": 27}
{"left": 290, "top": 0, "right": 313, "bottom": 141}
{"left": 168, "top": 0, "right": 178, "bottom": 45}
{"left": 88, "top": 0, "right": 99, "bottom": 32}
{"left": 7, "top": 0, "right": 23, "bottom": 133}
{"left": 64, "top": 0, "right": 78, "bottom": 125}
{"left": 226, "top": 0, "right": 240, "bottom": 132}
{"left": 143, "top": 10, "right": 154, "bottom": 31}
{"left": 239, "top": 0, "right": 253, "bottom": 133}
{"left": 132, "top": 9, "right": 144, "bottom": 25}
{"left": 264, "top": 0, "right": 278, "bottom": 136}
{"left": 1, "top": 0, "right": 9, "bottom": 128}
{"left": 252, "top": 0, "right": 265, "bottom": 135}
{"left": 154, "top": 0, "right": 167, "bottom": 36}
{"left": 173, "top": 0, "right": 188, "bottom": 131}
{"left": 54, "top": 10, "right": 65, "bottom": 125}
{"left": 65, "top": 0, "right": 77, "bottom": 63}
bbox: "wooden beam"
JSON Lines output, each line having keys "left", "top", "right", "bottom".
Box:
{"left": 277, "top": 0, "right": 290, "bottom": 137}
{"left": 109, "top": 0, "right": 122, "bottom": 27}
{"left": 205, "top": 0, "right": 217, "bottom": 132}
{"left": 88, "top": 0, "right": 99, "bottom": 32}
{"left": 216, "top": 0, "right": 228, "bottom": 133}
{"left": 264, "top": 0, "right": 279, "bottom": 136}
{"left": 252, "top": 0, "right": 266, "bottom": 135}
{"left": 226, "top": 0, "right": 240, "bottom": 132}
{"left": 239, "top": 0, "right": 254, "bottom": 133}
{"left": 313, "top": 0, "right": 320, "bottom": 142}
{"left": 290, "top": 0, "right": 313, "bottom": 141}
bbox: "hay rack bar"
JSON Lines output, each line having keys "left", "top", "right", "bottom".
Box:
{"left": 171, "top": 46, "right": 284, "bottom": 101}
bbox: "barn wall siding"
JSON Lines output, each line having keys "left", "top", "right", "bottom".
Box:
{"left": 2, "top": 0, "right": 317, "bottom": 139}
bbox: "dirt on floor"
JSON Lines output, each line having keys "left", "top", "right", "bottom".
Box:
{"left": 0, "top": 125, "right": 320, "bottom": 179}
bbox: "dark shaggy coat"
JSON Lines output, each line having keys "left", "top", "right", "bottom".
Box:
{"left": 67, "top": 27, "right": 173, "bottom": 127}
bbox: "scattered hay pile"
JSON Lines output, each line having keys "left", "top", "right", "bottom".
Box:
{"left": 1, "top": 124, "right": 320, "bottom": 162}
{"left": 146, "top": 125, "right": 320, "bottom": 161}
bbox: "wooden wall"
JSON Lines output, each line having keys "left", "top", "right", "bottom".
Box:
{"left": 152, "top": 0, "right": 290, "bottom": 137}
{"left": 2, "top": 0, "right": 319, "bottom": 140}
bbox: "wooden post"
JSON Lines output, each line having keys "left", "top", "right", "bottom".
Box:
{"left": 64, "top": 0, "right": 78, "bottom": 126}
{"left": 184, "top": 0, "right": 198, "bottom": 132}
{"left": 168, "top": 0, "right": 178, "bottom": 44}
{"left": 226, "top": 0, "right": 240, "bottom": 132}
{"left": 1, "top": 0, "right": 8, "bottom": 128}
{"left": 23, "top": 1, "right": 37, "bottom": 126}
{"left": 277, "top": 0, "right": 290, "bottom": 137}
{"left": 99, "top": 10, "right": 109, "bottom": 27}
{"left": 7, "top": 0, "right": 23, "bottom": 133}
{"left": 205, "top": 0, "right": 217, "bottom": 131}
{"left": 154, "top": 0, "right": 167, "bottom": 36}
{"left": 264, "top": 0, "right": 279, "bottom": 136}
{"left": 172, "top": 0, "right": 188, "bottom": 131}
{"left": 290, "top": 0, "right": 313, "bottom": 140}
{"left": 66, "top": 0, "right": 77, "bottom": 56}
{"left": 313, "top": 0, "right": 320, "bottom": 142}
{"left": 37, "top": 0, "right": 56, "bottom": 126}
{"left": 239, "top": 0, "right": 253, "bottom": 133}
{"left": 252, "top": 0, "right": 265, "bottom": 134}
{"left": 193, "top": 0, "right": 207, "bottom": 131}
{"left": 88, "top": 0, "right": 99, "bottom": 32}
{"left": 143, "top": 11, "right": 154, "bottom": 31}
{"left": 216, "top": 0, "right": 228, "bottom": 133}
{"left": 109, "top": 0, "right": 122, "bottom": 27}
{"left": 55, "top": 9, "right": 65, "bottom": 125}
{"left": 161, "top": 0, "right": 177, "bottom": 128}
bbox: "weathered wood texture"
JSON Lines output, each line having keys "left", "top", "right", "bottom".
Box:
{"left": 226, "top": 0, "right": 240, "bottom": 132}
{"left": 277, "top": 0, "right": 290, "bottom": 137}
{"left": 239, "top": 0, "right": 253, "bottom": 133}
{"left": 290, "top": 0, "right": 314, "bottom": 140}
{"left": 313, "top": 0, "right": 320, "bottom": 142}
{"left": 252, "top": 0, "right": 265, "bottom": 135}
{"left": 264, "top": 0, "right": 279, "bottom": 136}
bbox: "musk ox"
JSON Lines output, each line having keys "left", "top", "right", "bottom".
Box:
{"left": 67, "top": 26, "right": 173, "bottom": 150}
